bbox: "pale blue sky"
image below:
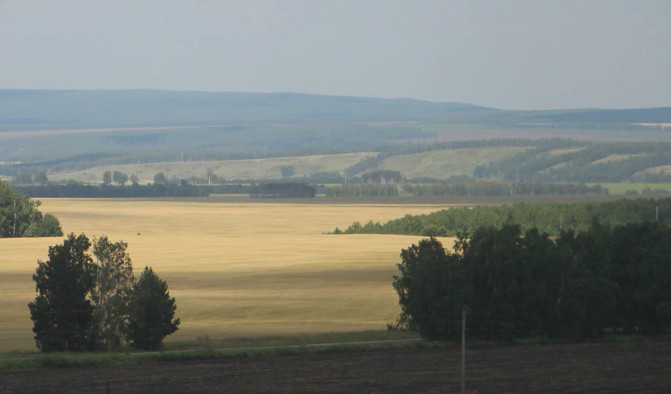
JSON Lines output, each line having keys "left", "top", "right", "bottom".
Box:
{"left": 0, "top": 0, "right": 669, "bottom": 109}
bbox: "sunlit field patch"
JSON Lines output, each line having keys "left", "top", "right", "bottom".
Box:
{"left": 0, "top": 198, "right": 456, "bottom": 352}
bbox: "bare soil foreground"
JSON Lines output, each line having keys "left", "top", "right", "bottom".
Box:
{"left": 2, "top": 341, "right": 671, "bottom": 393}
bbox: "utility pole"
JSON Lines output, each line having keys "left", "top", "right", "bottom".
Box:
{"left": 461, "top": 309, "right": 466, "bottom": 394}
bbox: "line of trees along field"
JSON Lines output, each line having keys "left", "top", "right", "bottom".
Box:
{"left": 338, "top": 198, "right": 671, "bottom": 236}
{"left": 6, "top": 139, "right": 671, "bottom": 185}
{"left": 14, "top": 182, "right": 318, "bottom": 198}
{"left": 393, "top": 221, "right": 671, "bottom": 341}
{"left": 0, "top": 180, "right": 62, "bottom": 237}
{"left": 324, "top": 181, "right": 609, "bottom": 198}
{"left": 14, "top": 180, "right": 613, "bottom": 199}
{"left": 28, "top": 234, "right": 180, "bottom": 352}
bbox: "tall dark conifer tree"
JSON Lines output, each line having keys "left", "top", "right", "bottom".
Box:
{"left": 127, "top": 267, "right": 180, "bottom": 350}
{"left": 28, "top": 234, "right": 97, "bottom": 351}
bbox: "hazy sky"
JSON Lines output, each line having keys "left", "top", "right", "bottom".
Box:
{"left": 1, "top": 0, "right": 669, "bottom": 110}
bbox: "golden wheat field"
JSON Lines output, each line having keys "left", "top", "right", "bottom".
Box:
{"left": 0, "top": 198, "right": 457, "bottom": 352}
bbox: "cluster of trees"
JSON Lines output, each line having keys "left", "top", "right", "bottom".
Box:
{"left": 360, "top": 170, "right": 404, "bottom": 184}
{"left": 101, "top": 170, "right": 181, "bottom": 186}
{"left": 12, "top": 171, "right": 48, "bottom": 185}
{"left": 0, "top": 180, "right": 62, "bottom": 237}
{"left": 325, "top": 184, "right": 399, "bottom": 198}
{"left": 28, "top": 234, "right": 180, "bottom": 351}
{"left": 338, "top": 198, "right": 670, "bottom": 236}
{"left": 393, "top": 221, "right": 671, "bottom": 341}
{"left": 279, "top": 165, "right": 296, "bottom": 178}
{"left": 102, "top": 170, "right": 138, "bottom": 186}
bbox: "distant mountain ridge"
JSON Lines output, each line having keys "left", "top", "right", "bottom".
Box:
{"left": 0, "top": 89, "right": 491, "bottom": 131}
{"left": 0, "top": 89, "right": 669, "bottom": 170}
{"left": 1, "top": 89, "right": 669, "bottom": 132}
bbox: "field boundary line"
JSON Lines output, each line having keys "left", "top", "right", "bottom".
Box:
{"left": 132, "top": 337, "right": 424, "bottom": 357}
{"left": 0, "top": 338, "right": 423, "bottom": 363}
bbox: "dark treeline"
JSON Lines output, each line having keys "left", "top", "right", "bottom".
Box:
{"left": 326, "top": 184, "right": 400, "bottom": 197}
{"left": 326, "top": 181, "right": 608, "bottom": 198}
{"left": 393, "top": 221, "right": 671, "bottom": 341}
{"left": 250, "top": 183, "right": 316, "bottom": 198}
{"left": 339, "top": 198, "right": 671, "bottom": 236}
{"left": 16, "top": 183, "right": 210, "bottom": 198}
{"left": 15, "top": 183, "right": 317, "bottom": 199}
{"left": 401, "top": 181, "right": 607, "bottom": 197}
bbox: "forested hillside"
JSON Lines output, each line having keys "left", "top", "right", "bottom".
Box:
{"left": 1, "top": 90, "right": 670, "bottom": 185}
{"left": 338, "top": 198, "right": 671, "bottom": 236}
{"left": 474, "top": 140, "right": 671, "bottom": 183}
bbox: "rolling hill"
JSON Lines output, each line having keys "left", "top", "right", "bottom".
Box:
{"left": 1, "top": 89, "right": 670, "bottom": 183}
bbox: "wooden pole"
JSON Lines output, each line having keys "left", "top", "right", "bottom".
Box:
{"left": 461, "top": 309, "right": 466, "bottom": 394}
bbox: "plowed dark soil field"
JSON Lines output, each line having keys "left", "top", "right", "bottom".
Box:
{"left": 2, "top": 341, "right": 670, "bottom": 393}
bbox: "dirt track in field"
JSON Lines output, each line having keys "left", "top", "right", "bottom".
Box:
{"left": 2, "top": 341, "right": 670, "bottom": 393}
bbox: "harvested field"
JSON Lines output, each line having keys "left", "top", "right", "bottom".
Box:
{"left": 2, "top": 341, "right": 670, "bottom": 393}
{"left": 0, "top": 198, "right": 456, "bottom": 351}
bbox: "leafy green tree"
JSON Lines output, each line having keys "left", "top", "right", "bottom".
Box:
{"left": 28, "top": 234, "right": 97, "bottom": 352}
{"left": 279, "top": 165, "right": 295, "bottom": 178}
{"left": 130, "top": 174, "right": 139, "bottom": 185}
{"left": 0, "top": 180, "right": 62, "bottom": 238}
{"left": 24, "top": 213, "right": 63, "bottom": 237}
{"left": 34, "top": 171, "right": 48, "bottom": 185}
{"left": 113, "top": 171, "right": 129, "bottom": 186}
{"left": 13, "top": 172, "right": 33, "bottom": 185}
{"left": 153, "top": 172, "right": 167, "bottom": 185}
{"left": 393, "top": 237, "right": 463, "bottom": 340}
{"left": 102, "top": 171, "right": 112, "bottom": 185}
{"left": 555, "top": 220, "right": 619, "bottom": 339}
{"left": 459, "top": 225, "right": 527, "bottom": 340}
{"left": 91, "top": 236, "right": 135, "bottom": 349}
{"left": 361, "top": 169, "right": 403, "bottom": 184}
{"left": 127, "top": 267, "right": 180, "bottom": 350}
{"left": 610, "top": 222, "right": 671, "bottom": 335}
